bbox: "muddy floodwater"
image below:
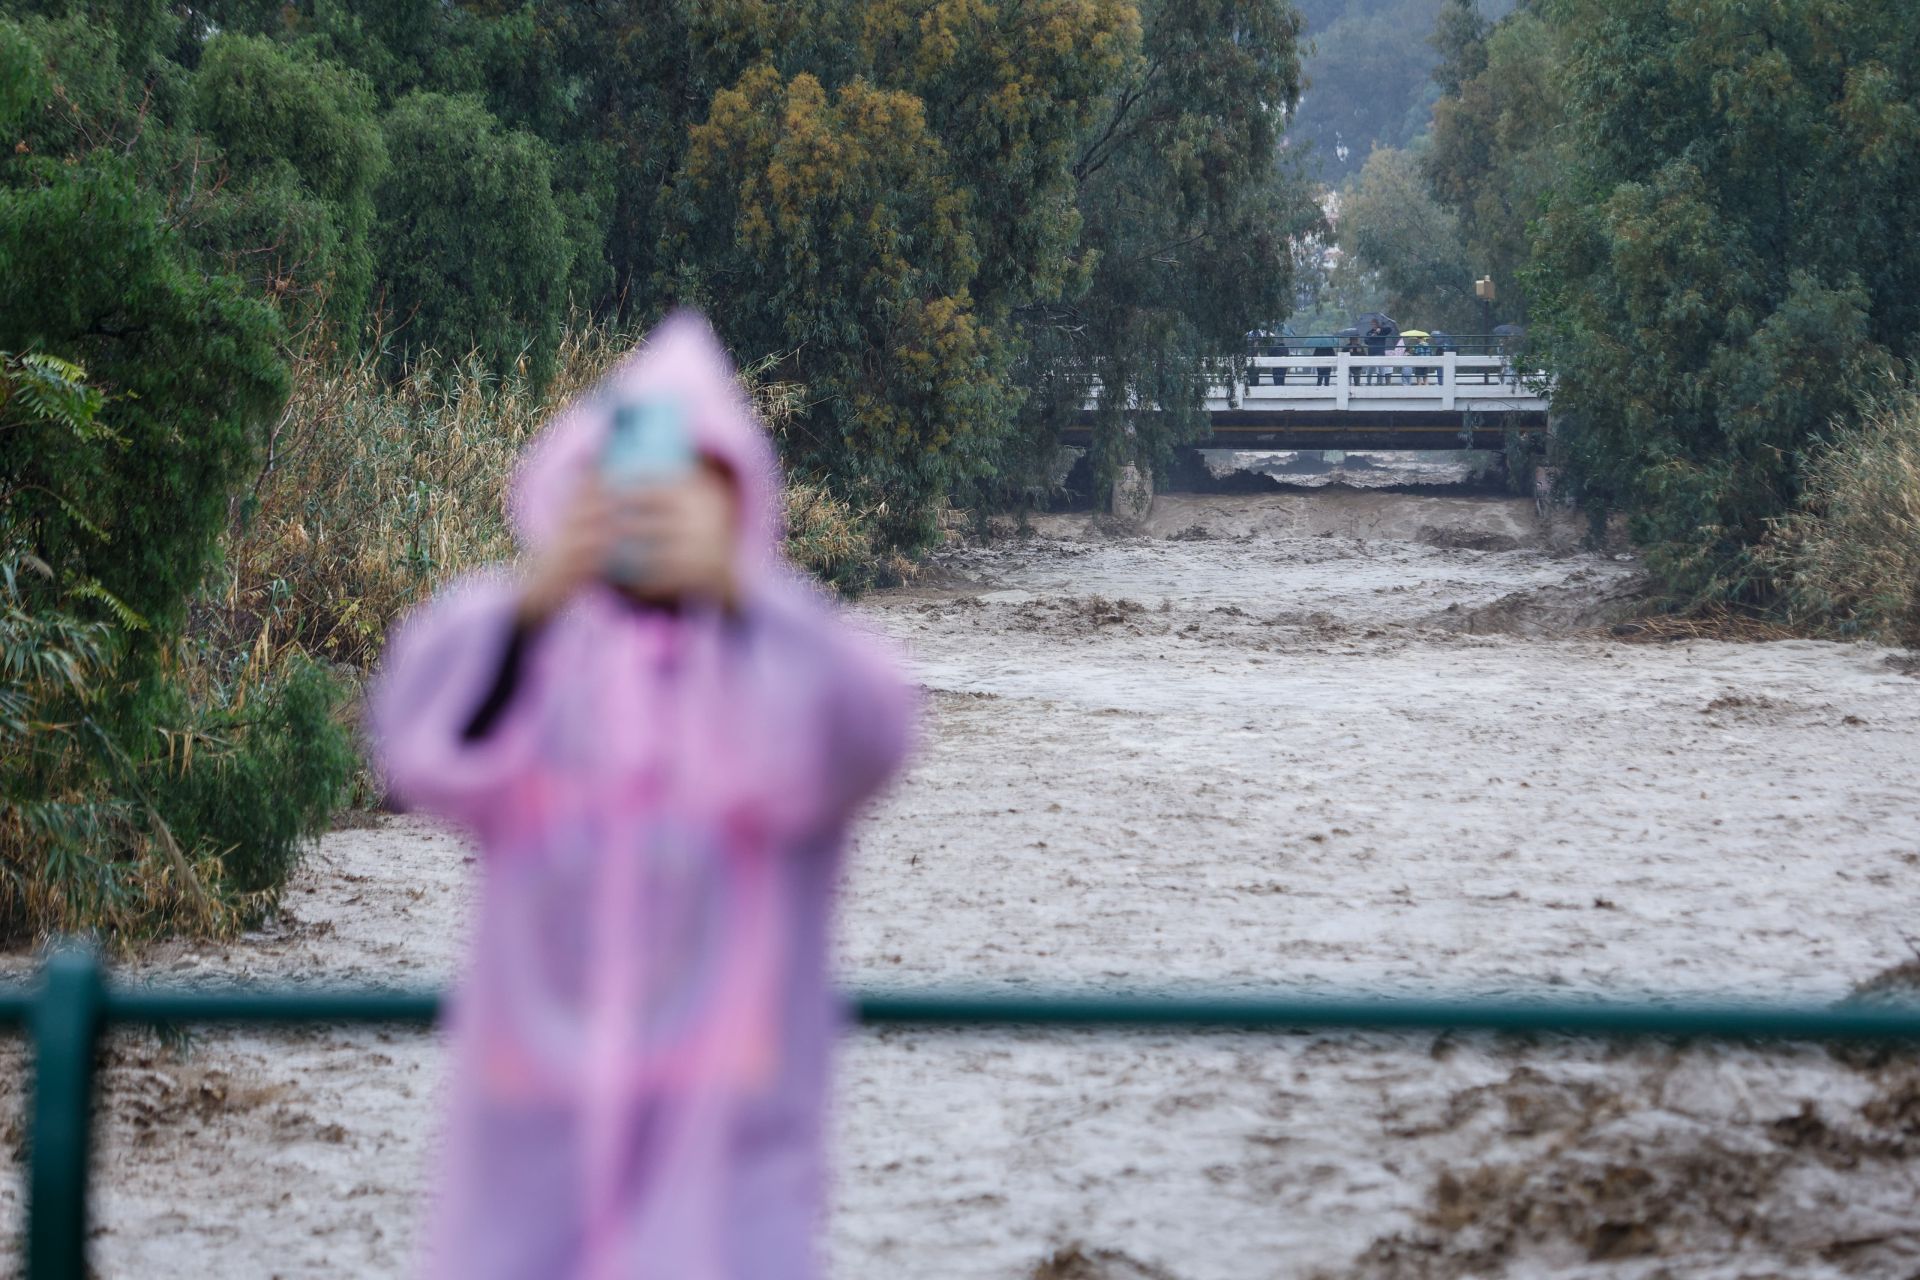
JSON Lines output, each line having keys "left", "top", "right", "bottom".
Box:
{"left": 5, "top": 490, "right": 1920, "bottom": 1278}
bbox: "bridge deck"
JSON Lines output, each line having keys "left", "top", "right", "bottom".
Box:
{"left": 1069, "top": 354, "right": 1549, "bottom": 450}
{"left": 1214, "top": 353, "right": 1546, "bottom": 414}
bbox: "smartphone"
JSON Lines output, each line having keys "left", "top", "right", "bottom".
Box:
{"left": 600, "top": 395, "right": 694, "bottom": 584}
{"left": 602, "top": 395, "right": 694, "bottom": 488}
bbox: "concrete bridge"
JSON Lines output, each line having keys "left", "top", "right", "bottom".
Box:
{"left": 1068, "top": 353, "right": 1549, "bottom": 452}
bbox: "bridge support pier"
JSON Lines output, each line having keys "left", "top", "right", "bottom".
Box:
{"left": 1110, "top": 463, "right": 1153, "bottom": 523}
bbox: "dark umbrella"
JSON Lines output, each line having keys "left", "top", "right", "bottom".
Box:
{"left": 1357, "top": 312, "right": 1396, "bottom": 331}
{"left": 1492, "top": 323, "right": 1525, "bottom": 336}
{"left": 1335, "top": 326, "right": 1363, "bottom": 338}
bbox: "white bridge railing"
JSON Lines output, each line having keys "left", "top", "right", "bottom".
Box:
{"left": 1212, "top": 354, "right": 1548, "bottom": 414}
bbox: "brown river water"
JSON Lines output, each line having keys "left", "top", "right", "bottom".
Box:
{"left": 4, "top": 489, "right": 1920, "bottom": 1278}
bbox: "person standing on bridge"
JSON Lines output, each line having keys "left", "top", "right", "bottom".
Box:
{"left": 1409, "top": 334, "right": 1434, "bottom": 386}
{"left": 373, "top": 311, "right": 916, "bottom": 1280}
{"left": 1365, "top": 320, "right": 1392, "bottom": 384}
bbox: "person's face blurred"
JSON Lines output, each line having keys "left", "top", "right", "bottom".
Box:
{"left": 610, "top": 456, "right": 741, "bottom": 609}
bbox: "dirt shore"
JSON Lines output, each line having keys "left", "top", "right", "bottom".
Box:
{"left": 4, "top": 490, "right": 1920, "bottom": 1278}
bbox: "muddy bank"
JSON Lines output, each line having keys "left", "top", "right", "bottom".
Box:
{"left": 4, "top": 491, "right": 1920, "bottom": 1278}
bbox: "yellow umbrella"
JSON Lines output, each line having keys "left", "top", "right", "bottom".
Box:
{"left": 1399, "top": 329, "right": 1431, "bottom": 340}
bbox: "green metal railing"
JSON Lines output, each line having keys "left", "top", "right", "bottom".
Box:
{"left": 10, "top": 945, "right": 1920, "bottom": 1278}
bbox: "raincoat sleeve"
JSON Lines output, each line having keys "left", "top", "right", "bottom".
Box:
{"left": 371, "top": 572, "right": 545, "bottom": 827}
{"left": 808, "top": 615, "right": 917, "bottom": 829}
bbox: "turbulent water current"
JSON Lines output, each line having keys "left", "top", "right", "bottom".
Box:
{"left": 4, "top": 490, "right": 1920, "bottom": 1279}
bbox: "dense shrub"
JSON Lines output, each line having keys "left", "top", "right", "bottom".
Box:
{"left": 0, "top": 560, "right": 351, "bottom": 936}
{"left": 0, "top": 357, "right": 352, "bottom": 940}
{"left": 371, "top": 92, "right": 572, "bottom": 387}
{"left": 782, "top": 482, "right": 887, "bottom": 594}
{"left": 141, "top": 654, "right": 355, "bottom": 901}
{"left": 0, "top": 16, "right": 353, "bottom": 941}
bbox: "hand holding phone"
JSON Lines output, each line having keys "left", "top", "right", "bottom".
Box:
{"left": 516, "top": 475, "right": 618, "bottom": 626}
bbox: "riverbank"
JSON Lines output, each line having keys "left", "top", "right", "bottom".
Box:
{"left": 4, "top": 490, "right": 1919, "bottom": 1277}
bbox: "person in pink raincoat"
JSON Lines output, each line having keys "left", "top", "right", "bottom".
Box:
{"left": 373, "top": 311, "right": 915, "bottom": 1280}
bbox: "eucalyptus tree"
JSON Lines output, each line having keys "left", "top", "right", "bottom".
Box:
{"left": 1336, "top": 145, "right": 1475, "bottom": 334}
{"left": 1423, "top": 0, "right": 1562, "bottom": 324}
{"left": 661, "top": 0, "right": 1140, "bottom": 548}
{"left": 1015, "top": 0, "right": 1319, "bottom": 499}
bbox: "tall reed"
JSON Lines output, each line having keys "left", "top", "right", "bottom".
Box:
{"left": 1770, "top": 386, "right": 1920, "bottom": 646}
{"left": 202, "top": 322, "right": 885, "bottom": 678}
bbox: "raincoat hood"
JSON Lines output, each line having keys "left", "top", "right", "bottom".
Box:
{"left": 511, "top": 310, "right": 783, "bottom": 585}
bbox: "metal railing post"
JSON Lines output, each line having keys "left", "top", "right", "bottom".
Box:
{"left": 28, "top": 946, "right": 103, "bottom": 1280}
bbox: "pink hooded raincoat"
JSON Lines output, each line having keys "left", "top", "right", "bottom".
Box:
{"left": 373, "top": 312, "right": 914, "bottom": 1280}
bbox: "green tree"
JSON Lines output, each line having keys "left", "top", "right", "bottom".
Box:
{"left": 663, "top": 66, "right": 1006, "bottom": 549}
{"left": 1335, "top": 144, "right": 1473, "bottom": 332}
{"left": 371, "top": 91, "right": 573, "bottom": 384}
{"left": 1424, "top": 0, "right": 1561, "bottom": 323}
{"left": 1021, "top": 0, "right": 1317, "bottom": 494}
{"left": 1531, "top": 0, "right": 1919, "bottom": 603}
{"left": 189, "top": 33, "right": 389, "bottom": 331}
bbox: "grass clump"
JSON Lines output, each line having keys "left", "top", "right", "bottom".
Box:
{"left": 1768, "top": 386, "right": 1920, "bottom": 646}
{"left": 784, "top": 481, "right": 896, "bottom": 592}
{"left": 206, "top": 338, "right": 576, "bottom": 672}
{"left": 208, "top": 322, "right": 890, "bottom": 680}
